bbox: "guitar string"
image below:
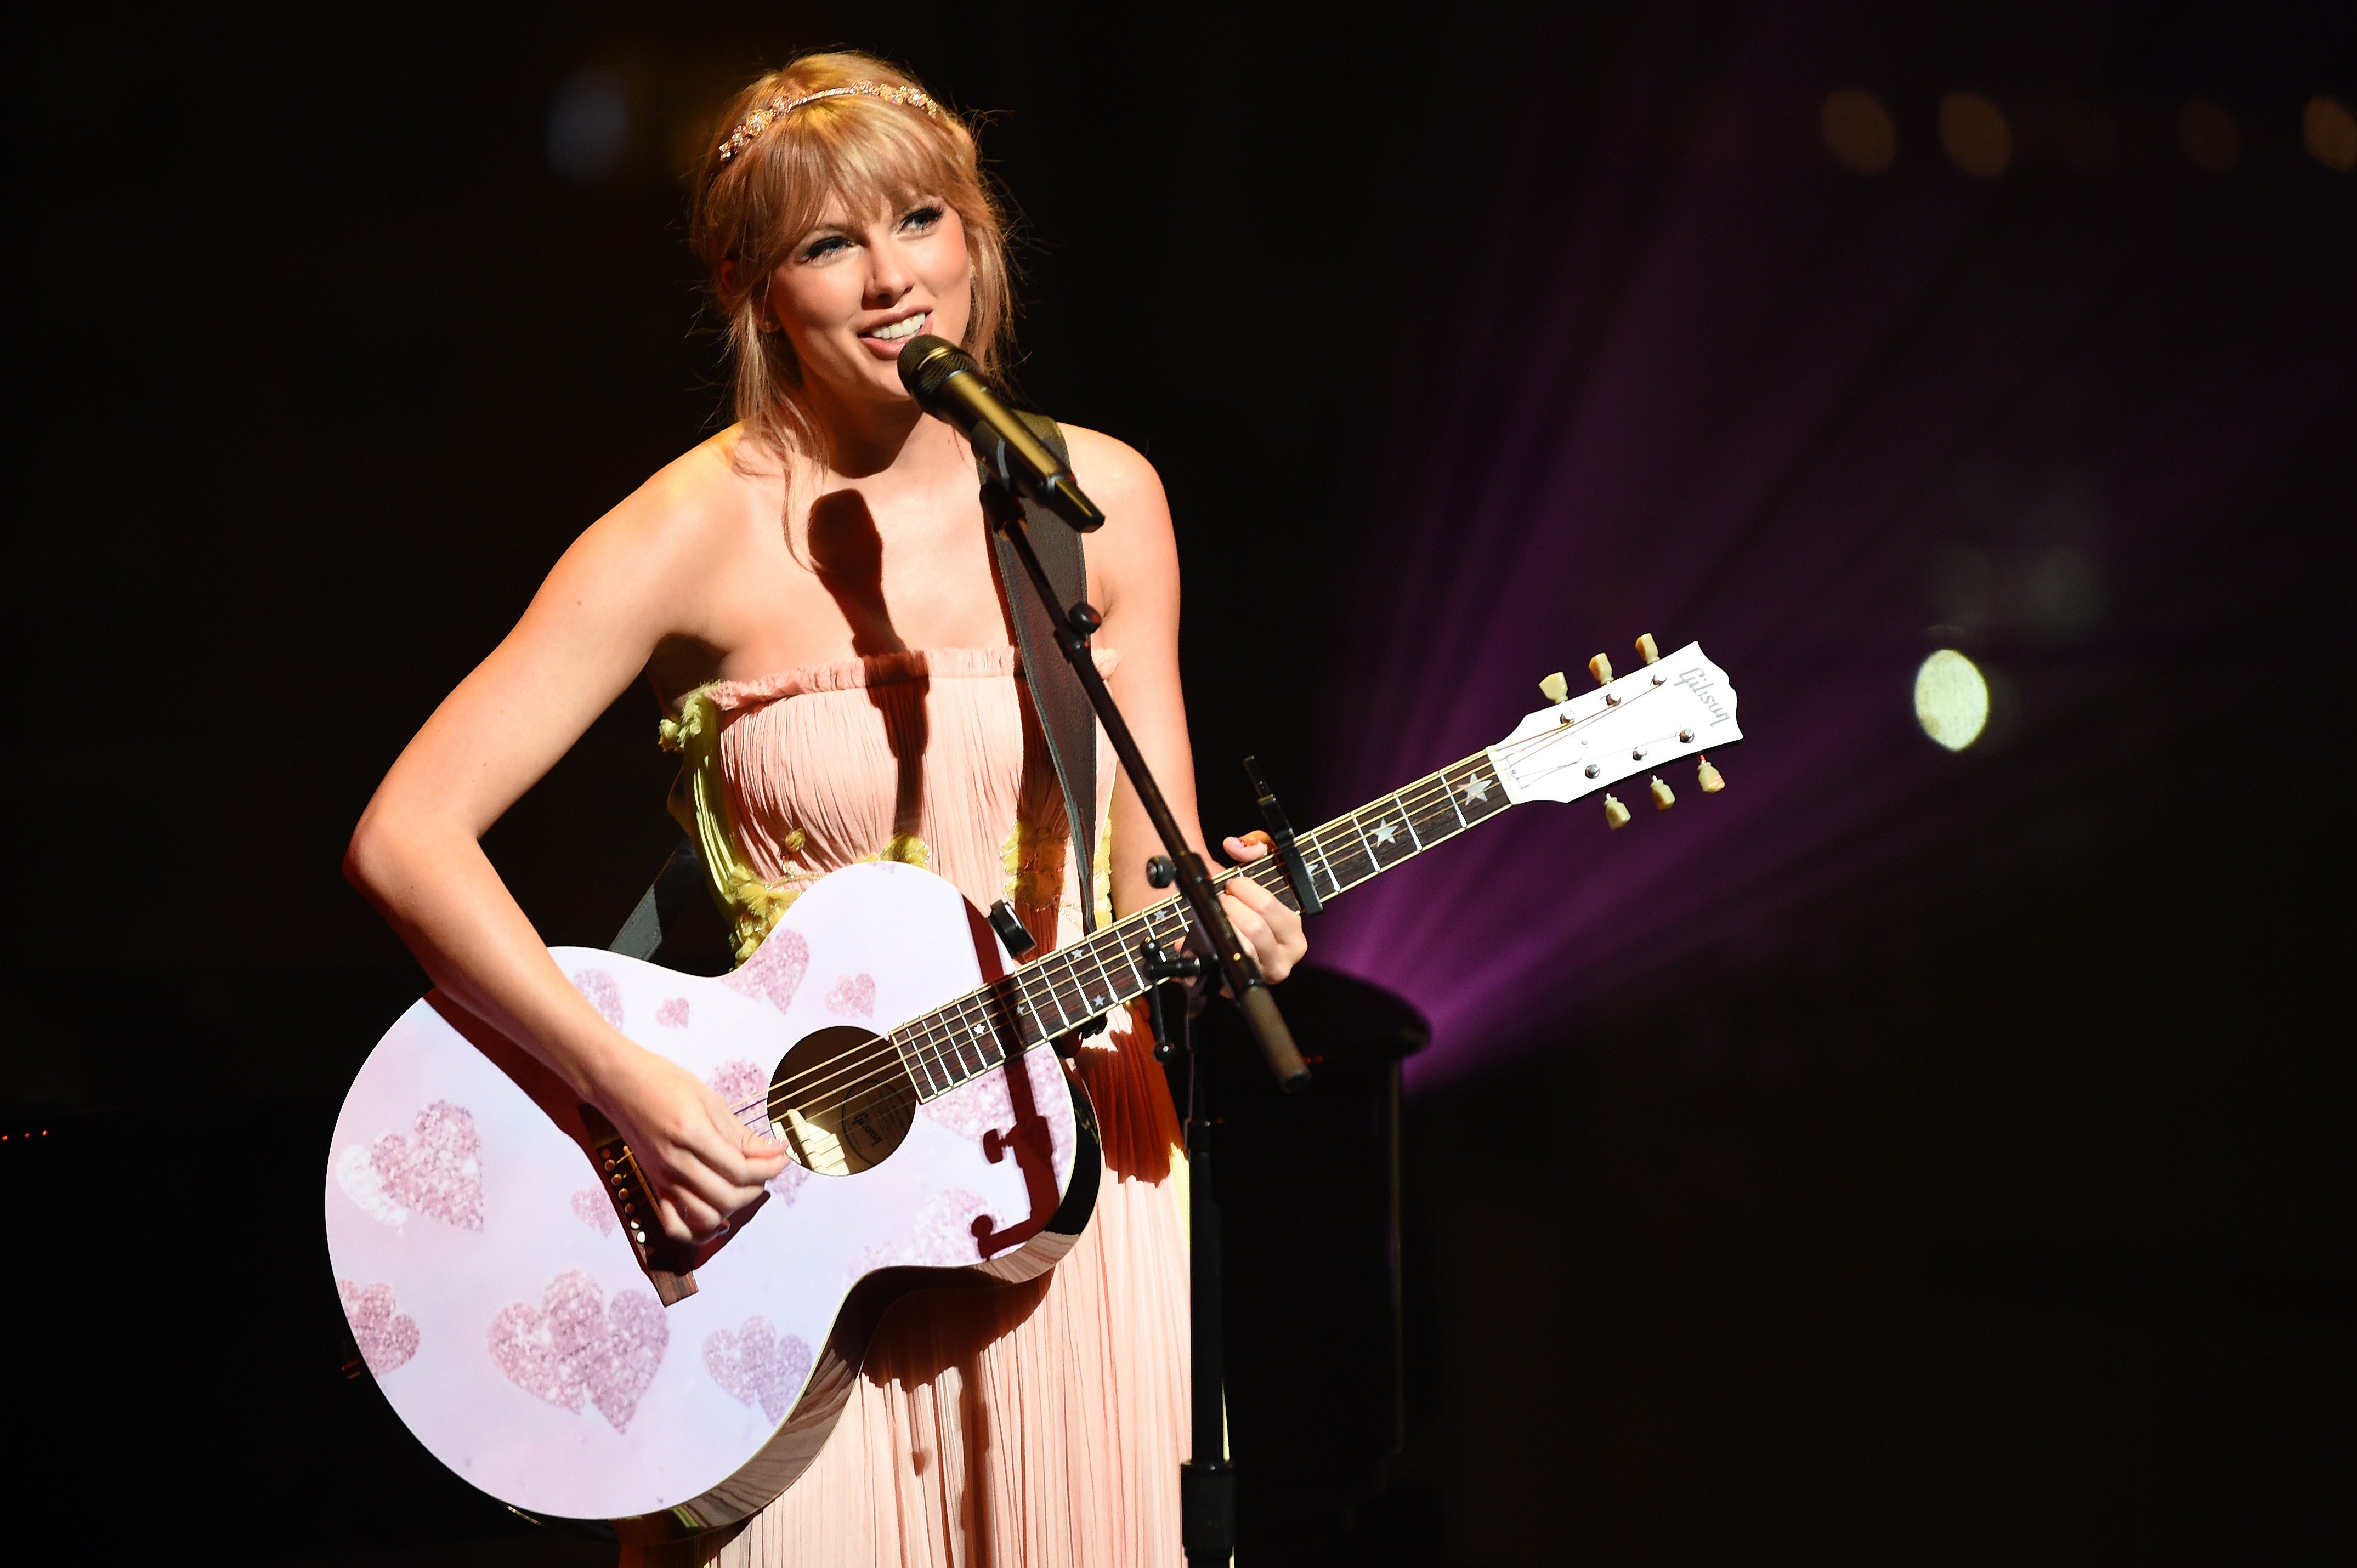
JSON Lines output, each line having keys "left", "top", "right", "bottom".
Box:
{"left": 711, "top": 731, "right": 1574, "bottom": 1133}
{"left": 717, "top": 781, "right": 1417, "bottom": 1121}
{"left": 722, "top": 896, "right": 1200, "bottom": 1131}
{"left": 692, "top": 715, "right": 1650, "bottom": 1180}
{"left": 710, "top": 759, "right": 1495, "bottom": 1128}
{"left": 707, "top": 726, "right": 1578, "bottom": 1129}
{"left": 709, "top": 847, "right": 1302, "bottom": 1134}
{"left": 718, "top": 839, "right": 1266, "bottom": 1116}
{"left": 700, "top": 701, "right": 1667, "bottom": 1129}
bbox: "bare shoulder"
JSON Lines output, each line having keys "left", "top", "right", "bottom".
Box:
{"left": 574, "top": 428, "right": 763, "bottom": 575}
{"left": 1059, "top": 424, "right": 1169, "bottom": 522}
{"left": 1056, "top": 424, "right": 1178, "bottom": 622}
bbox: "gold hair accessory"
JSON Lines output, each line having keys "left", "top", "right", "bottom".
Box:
{"left": 716, "top": 81, "right": 940, "bottom": 163}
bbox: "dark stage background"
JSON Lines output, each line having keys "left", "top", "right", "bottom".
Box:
{"left": 4, "top": 1, "right": 2351, "bottom": 1562}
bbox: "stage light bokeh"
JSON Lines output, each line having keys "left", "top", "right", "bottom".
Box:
{"left": 2304, "top": 94, "right": 2356, "bottom": 172}
{"left": 1822, "top": 90, "right": 1897, "bottom": 174}
{"left": 1939, "top": 92, "right": 2012, "bottom": 176}
{"left": 2178, "top": 98, "right": 2241, "bottom": 173}
{"left": 1913, "top": 651, "right": 1990, "bottom": 751}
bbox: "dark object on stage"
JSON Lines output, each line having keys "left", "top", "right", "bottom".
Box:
{"left": 608, "top": 839, "right": 735, "bottom": 975}
{"left": 1185, "top": 964, "right": 1431, "bottom": 1558}
{"left": 1244, "top": 755, "right": 1323, "bottom": 919}
{"left": 898, "top": 335, "right": 1105, "bottom": 531}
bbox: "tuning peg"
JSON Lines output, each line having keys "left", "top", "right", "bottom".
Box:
{"left": 1604, "top": 793, "right": 1631, "bottom": 830}
{"left": 1635, "top": 632, "right": 1659, "bottom": 665}
{"left": 1539, "top": 671, "right": 1569, "bottom": 705}
{"left": 1588, "top": 652, "right": 1613, "bottom": 685}
{"left": 1696, "top": 754, "right": 1725, "bottom": 793}
{"left": 1650, "top": 774, "right": 1675, "bottom": 811}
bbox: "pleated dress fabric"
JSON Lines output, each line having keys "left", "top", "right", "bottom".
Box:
{"left": 684, "top": 647, "right": 1188, "bottom": 1568}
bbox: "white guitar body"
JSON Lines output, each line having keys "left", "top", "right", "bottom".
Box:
{"left": 324, "top": 861, "right": 1094, "bottom": 1536}
{"left": 325, "top": 635, "right": 1742, "bottom": 1542}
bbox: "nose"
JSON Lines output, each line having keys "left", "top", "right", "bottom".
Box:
{"left": 865, "top": 233, "right": 915, "bottom": 309}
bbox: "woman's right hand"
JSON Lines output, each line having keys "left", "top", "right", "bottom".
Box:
{"left": 592, "top": 1043, "right": 791, "bottom": 1245}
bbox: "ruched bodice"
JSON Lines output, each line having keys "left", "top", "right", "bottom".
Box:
{"left": 707, "top": 646, "right": 1114, "bottom": 947}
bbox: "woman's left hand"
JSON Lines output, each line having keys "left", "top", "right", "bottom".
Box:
{"left": 1216, "top": 830, "right": 1308, "bottom": 984}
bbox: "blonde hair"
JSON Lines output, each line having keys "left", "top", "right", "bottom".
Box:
{"left": 690, "top": 53, "right": 1013, "bottom": 467}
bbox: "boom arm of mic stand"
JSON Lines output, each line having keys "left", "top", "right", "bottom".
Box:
{"left": 981, "top": 483, "right": 1310, "bottom": 1092}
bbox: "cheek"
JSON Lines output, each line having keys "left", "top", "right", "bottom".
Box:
{"left": 926, "top": 221, "right": 978, "bottom": 321}
{"left": 772, "top": 265, "right": 858, "bottom": 334}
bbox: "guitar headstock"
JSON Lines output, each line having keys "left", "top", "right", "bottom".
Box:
{"left": 1486, "top": 636, "right": 1741, "bottom": 820}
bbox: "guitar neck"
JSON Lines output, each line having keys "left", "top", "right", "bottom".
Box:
{"left": 890, "top": 751, "right": 1510, "bottom": 1099}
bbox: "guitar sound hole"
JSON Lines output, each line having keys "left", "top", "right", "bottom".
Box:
{"left": 768, "top": 1026, "right": 918, "bottom": 1176}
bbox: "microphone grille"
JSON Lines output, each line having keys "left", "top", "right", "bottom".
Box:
{"left": 898, "top": 334, "right": 976, "bottom": 405}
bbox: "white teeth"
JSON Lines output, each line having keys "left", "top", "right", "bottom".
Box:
{"left": 871, "top": 313, "right": 927, "bottom": 342}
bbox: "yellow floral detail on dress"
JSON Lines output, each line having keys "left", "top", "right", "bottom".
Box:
{"left": 999, "top": 782, "right": 1118, "bottom": 953}
{"left": 661, "top": 688, "right": 848, "bottom": 964}
{"left": 1092, "top": 798, "right": 1115, "bottom": 930}
{"left": 1000, "top": 814, "right": 1069, "bottom": 956}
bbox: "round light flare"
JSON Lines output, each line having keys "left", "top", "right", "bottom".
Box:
{"left": 1822, "top": 89, "right": 1897, "bottom": 173}
{"left": 1939, "top": 92, "right": 2012, "bottom": 177}
{"left": 2304, "top": 95, "right": 2356, "bottom": 173}
{"left": 1914, "top": 650, "right": 1990, "bottom": 752}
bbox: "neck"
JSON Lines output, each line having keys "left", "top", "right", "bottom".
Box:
{"left": 797, "top": 373, "right": 934, "bottom": 479}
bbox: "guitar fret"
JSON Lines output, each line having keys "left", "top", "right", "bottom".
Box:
{"left": 1080, "top": 936, "right": 1122, "bottom": 1016}
{"left": 952, "top": 1001, "right": 995, "bottom": 1072}
{"left": 1097, "top": 935, "right": 1143, "bottom": 1008}
{"left": 925, "top": 1013, "right": 965, "bottom": 1081}
{"left": 930, "top": 1004, "right": 968, "bottom": 1079}
{"left": 985, "top": 984, "right": 1036, "bottom": 1056}
{"left": 1047, "top": 950, "right": 1091, "bottom": 1020}
{"left": 895, "top": 1025, "right": 945, "bottom": 1097}
{"left": 1027, "top": 962, "right": 1076, "bottom": 1035}
{"left": 1396, "top": 791, "right": 1426, "bottom": 851}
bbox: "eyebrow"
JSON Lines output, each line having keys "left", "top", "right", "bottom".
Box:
{"left": 797, "top": 196, "right": 937, "bottom": 247}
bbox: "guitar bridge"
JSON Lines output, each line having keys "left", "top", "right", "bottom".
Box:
{"left": 578, "top": 1105, "right": 699, "bottom": 1306}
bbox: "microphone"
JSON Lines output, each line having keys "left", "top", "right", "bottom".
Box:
{"left": 898, "top": 335, "right": 1105, "bottom": 531}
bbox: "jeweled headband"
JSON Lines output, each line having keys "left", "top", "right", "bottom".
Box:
{"left": 715, "top": 80, "right": 941, "bottom": 163}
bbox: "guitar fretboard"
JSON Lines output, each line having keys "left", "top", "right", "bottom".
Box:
{"left": 888, "top": 752, "right": 1510, "bottom": 1099}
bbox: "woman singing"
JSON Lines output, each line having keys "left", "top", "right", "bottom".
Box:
{"left": 344, "top": 49, "right": 1305, "bottom": 1566}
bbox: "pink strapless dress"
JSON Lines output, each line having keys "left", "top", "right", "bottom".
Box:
{"left": 663, "top": 647, "right": 1188, "bottom": 1568}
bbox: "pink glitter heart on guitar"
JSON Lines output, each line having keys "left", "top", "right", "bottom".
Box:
{"left": 488, "top": 1269, "right": 669, "bottom": 1433}
{"left": 333, "top": 1099, "right": 485, "bottom": 1231}
{"left": 702, "top": 1316, "right": 814, "bottom": 1423}
{"left": 339, "top": 1279, "right": 420, "bottom": 1376}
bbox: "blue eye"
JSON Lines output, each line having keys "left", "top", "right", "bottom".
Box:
{"left": 902, "top": 206, "right": 944, "bottom": 231}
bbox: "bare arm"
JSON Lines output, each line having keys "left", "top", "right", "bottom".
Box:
{"left": 1063, "top": 427, "right": 1306, "bottom": 981}
{"left": 345, "top": 447, "right": 785, "bottom": 1243}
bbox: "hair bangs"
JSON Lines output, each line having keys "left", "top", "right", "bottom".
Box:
{"left": 777, "top": 101, "right": 970, "bottom": 242}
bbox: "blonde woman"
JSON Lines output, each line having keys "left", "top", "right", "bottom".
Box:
{"left": 345, "top": 50, "right": 1304, "bottom": 1566}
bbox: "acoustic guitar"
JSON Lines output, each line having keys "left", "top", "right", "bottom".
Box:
{"left": 324, "top": 638, "right": 1741, "bottom": 1541}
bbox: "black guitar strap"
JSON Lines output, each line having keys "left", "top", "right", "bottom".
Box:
{"left": 615, "top": 413, "right": 1100, "bottom": 962}
{"left": 991, "top": 413, "right": 1101, "bottom": 935}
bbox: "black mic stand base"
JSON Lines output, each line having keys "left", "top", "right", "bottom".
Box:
{"left": 1144, "top": 940, "right": 1237, "bottom": 1565}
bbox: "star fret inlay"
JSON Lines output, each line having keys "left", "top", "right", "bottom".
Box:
{"left": 1373, "top": 820, "right": 1397, "bottom": 845}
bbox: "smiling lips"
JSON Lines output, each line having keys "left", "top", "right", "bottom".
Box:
{"left": 865, "top": 310, "right": 929, "bottom": 345}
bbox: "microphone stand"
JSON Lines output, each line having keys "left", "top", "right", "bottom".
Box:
{"left": 978, "top": 479, "right": 1307, "bottom": 1565}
